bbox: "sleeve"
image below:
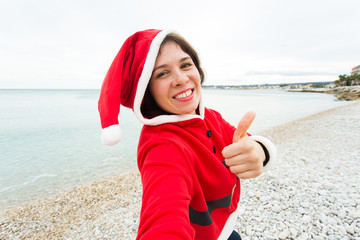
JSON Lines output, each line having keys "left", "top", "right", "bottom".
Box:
{"left": 249, "top": 135, "right": 277, "bottom": 172}
{"left": 136, "top": 142, "right": 196, "bottom": 240}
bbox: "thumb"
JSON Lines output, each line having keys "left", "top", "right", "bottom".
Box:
{"left": 233, "top": 111, "right": 256, "bottom": 143}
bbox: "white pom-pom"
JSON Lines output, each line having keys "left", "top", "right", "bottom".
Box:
{"left": 101, "top": 125, "right": 122, "bottom": 146}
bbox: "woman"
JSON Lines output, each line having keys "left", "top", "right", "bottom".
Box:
{"left": 98, "top": 29, "right": 276, "bottom": 240}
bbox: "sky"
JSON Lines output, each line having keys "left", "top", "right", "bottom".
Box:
{"left": 0, "top": 0, "right": 359, "bottom": 89}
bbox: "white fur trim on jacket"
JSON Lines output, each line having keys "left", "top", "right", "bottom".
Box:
{"left": 217, "top": 194, "right": 242, "bottom": 240}
{"left": 249, "top": 135, "right": 277, "bottom": 172}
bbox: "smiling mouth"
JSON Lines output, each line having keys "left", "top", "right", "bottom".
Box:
{"left": 173, "top": 89, "right": 193, "bottom": 100}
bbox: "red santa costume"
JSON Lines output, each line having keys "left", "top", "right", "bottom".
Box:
{"left": 98, "top": 29, "right": 276, "bottom": 240}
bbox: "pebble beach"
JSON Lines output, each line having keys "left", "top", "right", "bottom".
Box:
{"left": 1, "top": 101, "right": 359, "bottom": 240}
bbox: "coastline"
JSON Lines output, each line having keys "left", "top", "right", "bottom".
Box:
{"left": 1, "top": 101, "right": 359, "bottom": 239}
{"left": 287, "top": 85, "right": 360, "bottom": 101}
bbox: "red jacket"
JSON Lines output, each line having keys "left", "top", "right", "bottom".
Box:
{"left": 137, "top": 108, "right": 241, "bottom": 239}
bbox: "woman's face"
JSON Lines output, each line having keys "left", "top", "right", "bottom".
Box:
{"left": 149, "top": 42, "right": 201, "bottom": 115}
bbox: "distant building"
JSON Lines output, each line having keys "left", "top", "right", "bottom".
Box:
{"left": 351, "top": 65, "right": 360, "bottom": 75}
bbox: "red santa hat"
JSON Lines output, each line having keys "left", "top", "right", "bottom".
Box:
{"left": 98, "top": 29, "right": 204, "bottom": 146}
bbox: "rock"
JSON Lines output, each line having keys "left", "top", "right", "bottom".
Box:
{"left": 254, "top": 191, "right": 261, "bottom": 200}
{"left": 246, "top": 226, "right": 254, "bottom": 236}
{"left": 289, "top": 227, "right": 298, "bottom": 237}
{"left": 300, "top": 201, "right": 310, "bottom": 208}
{"left": 302, "top": 215, "right": 312, "bottom": 224}
{"left": 313, "top": 236, "right": 323, "bottom": 240}
{"left": 271, "top": 205, "right": 282, "bottom": 213}
{"left": 298, "top": 232, "right": 309, "bottom": 240}
{"left": 330, "top": 86, "right": 360, "bottom": 101}
{"left": 260, "top": 195, "right": 271, "bottom": 202}
{"left": 319, "top": 213, "right": 327, "bottom": 223}
{"left": 279, "top": 229, "right": 290, "bottom": 239}
{"left": 298, "top": 207, "right": 305, "bottom": 214}
{"left": 237, "top": 206, "right": 246, "bottom": 215}
{"left": 252, "top": 211, "right": 261, "bottom": 217}
{"left": 327, "top": 216, "right": 337, "bottom": 225}
{"left": 345, "top": 225, "right": 355, "bottom": 235}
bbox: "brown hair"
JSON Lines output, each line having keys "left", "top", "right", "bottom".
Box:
{"left": 141, "top": 32, "right": 205, "bottom": 119}
{"left": 160, "top": 33, "right": 205, "bottom": 83}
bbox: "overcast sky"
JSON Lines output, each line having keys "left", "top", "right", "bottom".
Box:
{"left": 1, "top": 0, "right": 359, "bottom": 89}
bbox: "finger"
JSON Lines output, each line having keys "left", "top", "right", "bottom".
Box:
{"left": 224, "top": 154, "right": 244, "bottom": 167}
{"left": 236, "top": 168, "right": 263, "bottom": 179}
{"left": 233, "top": 111, "right": 256, "bottom": 143}
{"left": 222, "top": 137, "right": 254, "bottom": 159}
{"left": 228, "top": 164, "right": 249, "bottom": 175}
{"left": 222, "top": 144, "right": 237, "bottom": 159}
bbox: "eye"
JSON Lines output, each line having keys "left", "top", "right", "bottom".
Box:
{"left": 155, "top": 71, "right": 169, "bottom": 79}
{"left": 181, "top": 62, "right": 193, "bottom": 69}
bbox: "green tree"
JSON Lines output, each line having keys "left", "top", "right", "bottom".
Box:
{"left": 353, "top": 73, "right": 360, "bottom": 81}
{"left": 335, "top": 71, "right": 360, "bottom": 86}
{"left": 339, "top": 74, "right": 347, "bottom": 82}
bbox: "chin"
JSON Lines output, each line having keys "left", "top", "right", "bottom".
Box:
{"left": 181, "top": 106, "right": 198, "bottom": 115}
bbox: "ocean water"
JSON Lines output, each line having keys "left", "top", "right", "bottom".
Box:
{"left": 0, "top": 89, "right": 350, "bottom": 209}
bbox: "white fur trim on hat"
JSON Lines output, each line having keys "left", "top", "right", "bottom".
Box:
{"left": 101, "top": 125, "right": 122, "bottom": 146}
{"left": 249, "top": 135, "right": 277, "bottom": 172}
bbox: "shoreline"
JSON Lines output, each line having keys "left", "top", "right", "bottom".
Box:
{"left": 287, "top": 85, "right": 360, "bottom": 101}
{"left": 1, "top": 101, "right": 360, "bottom": 239}
{"left": 0, "top": 89, "right": 349, "bottom": 211}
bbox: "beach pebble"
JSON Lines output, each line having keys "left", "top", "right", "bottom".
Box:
{"left": 260, "top": 195, "right": 271, "bottom": 202}
{"left": 298, "top": 232, "right": 309, "bottom": 240}
{"left": 289, "top": 227, "right": 297, "bottom": 237}
{"left": 246, "top": 226, "right": 254, "bottom": 236}
{"left": 298, "top": 207, "right": 305, "bottom": 214}
{"left": 302, "top": 215, "right": 312, "bottom": 224}
{"left": 345, "top": 225, "right": 355, "bottom": 235}
{"left": 278, "top": 229, "right": 290, "bottom": 239}
{"left": 254, "top": 191, "right": 261, "bottom": 200}
{"left": 300, "top": 201, "right": 310, "bottom": 208}
{"left": 271, "top": 205, "right": 282, "bottom": 213}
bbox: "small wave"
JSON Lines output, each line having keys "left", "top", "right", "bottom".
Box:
{"left": 102, "top": 157, "right": 120, "bottom": 162}
{"left": 0, "top": 185, "right": 15, "bottom": 193}
{"left": 23, "top": 173, "right": 57, "bottom": 185}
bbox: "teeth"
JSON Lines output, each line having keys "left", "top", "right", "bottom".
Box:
{"left": 174, "top": 89, "right": 192, "bottom": 99}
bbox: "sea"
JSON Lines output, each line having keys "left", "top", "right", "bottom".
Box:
{"left": 0, "top": 89, "right": 351, "bottom": 210}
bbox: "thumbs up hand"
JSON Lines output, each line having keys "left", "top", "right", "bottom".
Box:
{"left": 222, "top": 111, "right": 266, "bottom": 179}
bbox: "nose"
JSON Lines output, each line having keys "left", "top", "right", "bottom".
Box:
{"left": 172, "top": 70, "right": 189, "bottom": 87}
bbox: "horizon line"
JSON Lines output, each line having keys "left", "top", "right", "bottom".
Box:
{"left": 0, "top": 81, "right": 335, "bottom": 90}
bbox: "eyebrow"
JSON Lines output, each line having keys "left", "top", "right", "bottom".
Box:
{"left": 152, "top": 57, "right": 191, "bottom": 73}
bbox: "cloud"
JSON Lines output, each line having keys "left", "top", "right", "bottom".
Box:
{"left": 0, "top": 0, "right": 359, "bottom": 88}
